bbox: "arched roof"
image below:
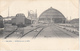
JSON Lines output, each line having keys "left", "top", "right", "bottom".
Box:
{"left": 39, "top": 7, "right": 65, "bottom": 19}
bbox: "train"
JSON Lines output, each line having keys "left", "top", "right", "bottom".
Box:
{"left": 0, "top": 15, "right": 4, "bottom": 28}
{"left": 11, "top": 13, "right": 31, "bottom": 27}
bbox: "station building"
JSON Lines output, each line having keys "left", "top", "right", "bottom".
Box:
{"left": 39, "top": 7, "right": 66, "bottom": 23}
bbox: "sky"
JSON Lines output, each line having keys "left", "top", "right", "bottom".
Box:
{"left": 0, "top": 0, "right": 79, "bottom": 20}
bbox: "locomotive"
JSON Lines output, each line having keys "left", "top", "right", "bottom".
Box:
{"left": 11, "top": 13, "right": 31, "bottom": 27}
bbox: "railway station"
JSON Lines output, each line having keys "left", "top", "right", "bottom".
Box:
{"left": 0, "top": 7, "right": 79, "bottom": 39}
{"left": 0, "top": 0, "right": 79, "bottom": 50}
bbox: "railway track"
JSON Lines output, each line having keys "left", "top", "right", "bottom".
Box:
{"left": 4, "top": 27, "right": 18, "bottom": 39}
{"left": 4, "top": 24, "right": 47, "bottom": 39}
{"left": 4, "top": 26, "right": 40, "bottom": 39}
{"left": 20, "top": 26, "right": 45, "bottom": 38}
{"left": 33, "top": 27, "right": 44, "bottom": 38}
{"left": 51, "top": 24, "right": 78, "bottom": 37}
{"left": 48, "top": 24, "right": 72, "bottom": 38}
{"left": 4, "top": 23, "right": 78, "bottom": 39}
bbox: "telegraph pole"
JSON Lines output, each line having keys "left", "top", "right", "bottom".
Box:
{"left": 8, "top": 7, "right": 9, "bottom": 17}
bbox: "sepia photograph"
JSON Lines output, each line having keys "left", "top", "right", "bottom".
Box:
{"left": 0, "top": 0, "right": 79, "bottom": 50}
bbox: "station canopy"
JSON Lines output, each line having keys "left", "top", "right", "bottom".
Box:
{"left": 39, "top": 7, "right": 65, "bottom": 19}
{"left": 39, "top": 7, "right": 66, "bottom": 23}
